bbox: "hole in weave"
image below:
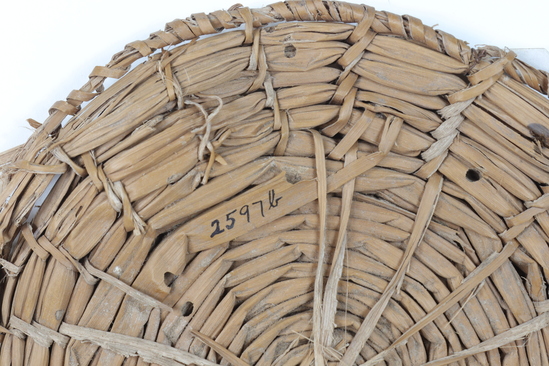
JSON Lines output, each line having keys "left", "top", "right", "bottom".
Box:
{"left": 465, "top": 168, "right": 482, "bottom": 182}
{"left": 284, "top": 44, "right": 297, "bottom": 58}
{"left": 181, "top": 301, "right": 194, "bottom": 316}
{"left": 164, "top": 272, "right": 177, "bottom": 287}
{"left": 265, "top": 26, "right": 275, "bottom": 33}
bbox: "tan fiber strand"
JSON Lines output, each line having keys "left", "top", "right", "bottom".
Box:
{"left": 59, "top": 323, "right": 221, "bottom": 366}
{"left": 311, "top": 129, "right": 328, "bottom": 366}
{"left": 0, "top": 258, "right": 21, "bottom": 276}
{"left": 422, "top": 311, "right": 549, "bottom": 366}
{"left": 320, "top": 144, "right": 358, "bottom": 348}
{"left": 4, "top": 161, "right": 67, "bottom": 175}
{"left": 191, "top": 330, "right": 250, "bottom": 366}
{"left": 1, "top": 2, "right": 549, "bottom": 366}
{"left": 9, "top": 315, "right": 69, "bottom": 349}
{"left": 339, "top": 172, "right": 443, "bottom": 365}
{"left": 361, "top": 240, "right": 519, "bottom": 366}
{"left": 51, "top": 147, "right": 86, "bottom": 176}
{"left": 83, "top": 260, "right": 174, "bottom": 313}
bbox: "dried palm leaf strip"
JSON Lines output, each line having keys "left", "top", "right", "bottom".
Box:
{"left": 339, "top": 173, "right": 443, "bottom": 364}
{"left": 164, "top": 225, "right": 478, "bottom": 361}
{"left": 420, "top": 311, "right": 549, "bottom": 366}
{"left": 60, "top": 322, "right": 221, "bottom": 366}
{"left": 3, "top": 1, "right": 549, "bottom": 366}
{"left": 363, "top": 240, "right": 519, "bottom": 366}
{"left": 0, "top": 0, "right": 474, "bottom": 240}
{"left": 320, "top": 144, "right": 357, "bottom": 350}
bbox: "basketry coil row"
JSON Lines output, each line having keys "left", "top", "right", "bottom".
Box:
{"left": 1, "top": 1, "right": 549, "bottom": 365}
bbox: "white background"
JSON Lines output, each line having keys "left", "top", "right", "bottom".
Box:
{"left": 1, "top": 0, "right": 548, "bottom": 153}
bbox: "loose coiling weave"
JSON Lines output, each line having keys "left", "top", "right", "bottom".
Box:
{"left": 1, "top": 1, "right": 549, "bottom": 365}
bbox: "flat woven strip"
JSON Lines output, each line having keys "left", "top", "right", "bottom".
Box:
{"left": 1, "top": 2, "right": 549, "bottom": 365}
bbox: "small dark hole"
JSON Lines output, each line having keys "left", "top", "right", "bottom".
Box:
{"left": 265, "top": 26, "right": 275, "bottom": 33}
{"left": 181, "top": 301, "right": 194, "bottom": 317}
{"left": 164, "top": 272, "right": 177, "bottom": 287}
{"left": 284, "top": 44, "right": 297, "bottom": 58}
{"left": 465, "top": 169, "right": 481, "bottom": 182}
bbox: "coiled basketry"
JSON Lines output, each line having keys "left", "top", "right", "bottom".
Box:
{"left": 1, "top": 1, "right": 549, "bottom": 365}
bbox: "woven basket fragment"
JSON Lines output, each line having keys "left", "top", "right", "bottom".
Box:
{"left": 1, "top": 1, "right": 549, "bottom": 365}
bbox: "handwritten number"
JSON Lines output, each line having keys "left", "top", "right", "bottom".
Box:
{"left": 210, "top": 191, "right": 283, "bottom": 238}
{"left": 253, "top": 200, "right": 265, "bottom": 217}
{"left": 210, "top": 219, "right": 225, "bottom": 238}
{"left": 240, "top": 205, "right": 250, "bottom": 223}
{"left": 226, "top": 210, "right": 237, "bottom": 230}
{"left": 268, "top": 189, "right": 282, "bottom": 209}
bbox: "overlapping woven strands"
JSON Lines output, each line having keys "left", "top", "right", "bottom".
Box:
{"left": 2, "top": 1, "right": 549, "bottom": 365}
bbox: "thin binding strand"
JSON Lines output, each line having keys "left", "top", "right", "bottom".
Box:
{"left": 1, "top": 1, "right": 549, "bottom": 366}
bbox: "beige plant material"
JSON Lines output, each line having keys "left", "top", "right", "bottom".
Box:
{"left": 1, "top": 1, "right": 549, "bottom": 366}
{"left": 59, "top": 322, "right": 222, "bottom": 366}
{"left": 339, "top": 172, "right": 443, "bottom": 365}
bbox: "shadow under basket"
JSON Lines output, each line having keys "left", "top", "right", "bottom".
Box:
{"left": 2, "top": 1, "right": 549, "bottom": 365}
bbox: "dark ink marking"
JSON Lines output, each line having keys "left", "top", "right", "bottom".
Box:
{"left": 225, "top": 209, "right": 237, "bottom": 230}
{"left": 253, "top": 200, "right": 265, "bottom": 217}
{"left": 210, "top": 219, "right": 225, "bottom": 238}
{"left": 240, "top": 205, "right": 250, "bottom": 223}
{"left": 268, "top": 189, "right": 282, "bottom": 209}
